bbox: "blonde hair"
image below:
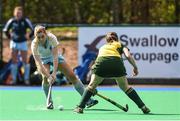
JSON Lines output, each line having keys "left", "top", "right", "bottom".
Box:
{"left": 34, "top": 25, "right": 46, "bottom": 38}
{"left": 13, "top": 6, "right": 23, "bottom": 16}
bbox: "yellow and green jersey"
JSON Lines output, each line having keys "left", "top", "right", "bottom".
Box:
{"left": 98, "top": 41, "right": 124, "bottom": 58}
{"left": 92, "top": 40, "right": 127, "bottom": 77}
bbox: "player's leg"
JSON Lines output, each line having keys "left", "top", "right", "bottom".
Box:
{"left": 116, "top": 76, "right": 150, "bottom": 114}
{"left": 58, "top": 61, "right": 85, "bottom": 94}
{"left": 74, "top": 74, "right": 103, "bottom": 113}
{"left": 10, "top": 49, "right": 18, "bottom": 84}
{"left": 39, "top": 64, "right": 53, "bottom": 109}
{"left": 20, "top": 50, "right": 30, "bottom": 85}
{"left": 58, "top": 61, "right": 98, "bottom": 108}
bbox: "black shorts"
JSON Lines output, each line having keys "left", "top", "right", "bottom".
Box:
{"left": 92, "top": 56, "right": 127, "bottom": 78}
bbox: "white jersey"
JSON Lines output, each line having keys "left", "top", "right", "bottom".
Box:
{"left": 31, "top": 32, "right": 59, "bottom": 59}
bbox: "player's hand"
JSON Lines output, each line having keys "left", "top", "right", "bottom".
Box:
{"left": 47, "top": 75, "right": 55, "bottom": 85}
{"left": 51, "top": 71, "right": 57, "bottom": 80}
{"left": 132, "top": 68, "right": 138, "bottom": 76}
{"left": 26, "top": 34, "right": 30, "bottom": 40}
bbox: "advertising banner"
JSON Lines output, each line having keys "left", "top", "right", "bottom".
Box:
{"left": 78, "top": 27, "right": 180, "bottom": 78}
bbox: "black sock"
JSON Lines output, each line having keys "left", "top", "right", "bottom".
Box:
{"left": 78, "top": 89, "right": 93, "bottom": 108}
{"left": 125, "top": 87, "right": 145, "bottom": 108}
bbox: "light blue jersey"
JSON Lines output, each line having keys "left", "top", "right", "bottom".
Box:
{"left": 31, "top": 32, "right": 64, "bottom": 64}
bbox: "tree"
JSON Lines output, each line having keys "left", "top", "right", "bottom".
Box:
{"left": 112, "top": 0, "right": 120, "bottom": 24}
{"left": 140, "top": 0, "right": 149, "bottom": 24}
{"left": 1, "top": 0, "right": 179, "bottom": 24}
{"left": 73, "top": 0, "right": 82, "bottom": 23}
{"left": 175, "top": 0, "right": 180, "bottom": 23}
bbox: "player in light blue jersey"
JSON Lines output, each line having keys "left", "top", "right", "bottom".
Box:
{"left": 31, "top": 25, "right": 98, "bottom": 109}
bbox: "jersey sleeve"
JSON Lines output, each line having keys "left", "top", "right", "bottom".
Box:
{"left": 3, "top": 18, "right": 13, "bottom": 39}
{"left": 31, "top": 39, "right": 39, "bottom": 56}
{"left": 3, "top": 18, "right": 13, "bottom": 32}
{"left": 25, "top": 18, "right": 34, "bottom": 38}
{"left": 49, "top": 33, "right": 59, "bottom": 48}
{"left": 117, "top": 42, "right": 129, "bottom": 55}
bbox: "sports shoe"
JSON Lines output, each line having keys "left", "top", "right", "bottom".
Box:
{"left": 141, "top": 105, "right": 151, "bottom": 114}
{"left": 9, "top": 80, "right": 16, "bottom": 85}
{"left": 47, "top": 102, "right": 54, "bottom": 109}
{"left": 86, "top": 99, "right": 98, "bottom": 108}
{"left": 74, "top": 106, "right": 83, "bottom": 114}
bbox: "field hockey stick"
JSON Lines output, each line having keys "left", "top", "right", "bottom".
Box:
{"left": 47, "top": 74, "right": 56, "bottom": 106}
{"left": 96, "top": 93, "right": 128, "bottom": 112}
{"left": 47, "top": 84, "right": 52, "bottom": 106}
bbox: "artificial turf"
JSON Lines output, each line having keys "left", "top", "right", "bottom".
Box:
{"left": 0, "top": 86, "right": 180, "bottom": 120}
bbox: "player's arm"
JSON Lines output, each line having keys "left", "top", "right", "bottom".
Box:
{"left": 33, "top": 54, "right": 55, "bottom": 85}
{"left": 34, "top": 55, "right": 50, "bottom": 77}
{"left": 50, "top": 33, "right": 59, "bottom": 80}
{"left": 31, "top": 42, "right": 50, "bottom": 78}
{"left": 25, "top": 18, "right": 34, "bottom": 38}
{"left": 123, "top": 47, "right": 138, "bottom": 76}
{"left": 3, "top": 18, "right": 13, "bottom": 39}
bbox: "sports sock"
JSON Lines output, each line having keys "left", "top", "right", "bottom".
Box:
{"left": 125, "top": 87, "right": 145, "bottom": 108}
{"left": 23, "top": 63, "right": 30, "bottom": 81}
{"left": 74, "top": 80, "right": 94, "bottom": 103}
{"left": 79, "top": 89, "right": 93, "bottom": 108}
{"left": 74, "top": 80, "right": 85, "bottom": 95}
{"left": 11, "top": 63, "right": 18, "bottom": 83}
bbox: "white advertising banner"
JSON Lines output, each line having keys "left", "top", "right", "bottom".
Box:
{"left": 78, "top": 27, "right": 180, "bottom": 78}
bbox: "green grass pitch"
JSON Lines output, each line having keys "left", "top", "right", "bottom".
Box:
{"left": 0, "top": 86, "right": 180, "bottom": 120}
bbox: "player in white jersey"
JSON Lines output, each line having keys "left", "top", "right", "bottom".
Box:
{"left": 31, "top": 25, "right": 98, "bottom": 109}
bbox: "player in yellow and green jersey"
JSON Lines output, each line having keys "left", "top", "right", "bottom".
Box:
{"left": 74, "top": 32, "right": 150, "bottom": 114}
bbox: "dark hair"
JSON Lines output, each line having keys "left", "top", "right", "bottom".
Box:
{"left": 106, "top": 32, "right": 118, "bottom": 43}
